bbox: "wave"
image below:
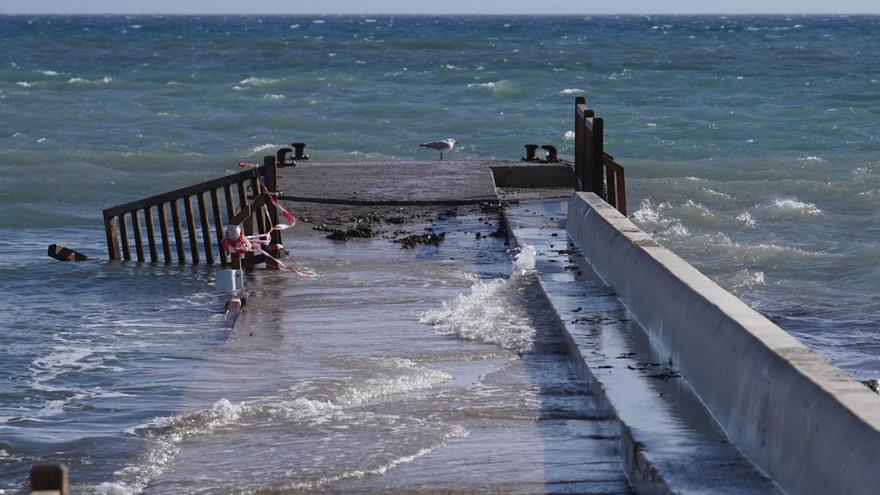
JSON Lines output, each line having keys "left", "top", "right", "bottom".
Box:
{"left": 558, "top": 88, "right": 585, "bottom": 95}
{"left": 418, "top": 246, "right": 538, "bottom": 353}
{"left": 93, "top": 357, "right": 452, "bottom": 494}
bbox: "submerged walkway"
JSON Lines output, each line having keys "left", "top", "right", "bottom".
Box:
{"left": 142, "top": 160, "right": 776, "bottom": 493}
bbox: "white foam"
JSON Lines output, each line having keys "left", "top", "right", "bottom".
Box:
{"left": 558, "top": 88, "right": 584, "bottom": 95}
{"left": 419, "top": 246, "right": 537, "bottom": 352}
{"left": 632, "top": 199, "right": 661, "bottom": 223}
{"left": 770, "top": 198, "right": 822, "bottom": 216}
{"left": 262, "top": 93, "right": 286, "bottom": 101}
{"left": 67, "top": 76, "right": 113, "bottom": 84}
{"left": 105, "top": 358, "right": 450, "bottom": 493}
{"left": 16, "top": 81, "right": 34, "bottom": 87}
{"left": 737, "top": 211, "right": 757, "bottom": 227}
{"left": 238, "top": 76, "right": 278, "bottom": 86}
{"left": 563, "top": 130, "right": 575, "bottom": 141}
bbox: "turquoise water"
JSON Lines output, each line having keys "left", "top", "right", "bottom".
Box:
{"left": 1, "top": 14, "right": 879, "bottom": 491}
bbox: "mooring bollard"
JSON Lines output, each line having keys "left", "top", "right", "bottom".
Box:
{"left": 541, "top": 144, "right": 559, "bottom": 163}
{"left": 30, "top": 464, "right": 68, "bottom": 495}
{"left": 291, "top": 142, "right": 309, "bottom": 160}
{"left": 276, "top": 147, "right": 295, "bottom": 167}
{"left": 522, "top": 144, "right": 539, "bottom": 162}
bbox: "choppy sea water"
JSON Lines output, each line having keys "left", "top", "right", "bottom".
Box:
{"left": 1, "top": 14, "right": 878, "bottom": 491}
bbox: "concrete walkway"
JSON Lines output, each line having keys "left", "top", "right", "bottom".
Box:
{"left": 504, "top": 199, "right": 781, "bottom": 494}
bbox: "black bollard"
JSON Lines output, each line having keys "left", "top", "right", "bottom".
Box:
{"left": 522, "top": 144, "right": 539, "bottom": 162}
{"left": 541, "top": 145, "right": 559, "bottom": 163}
{"left": 276, "top": 147, "right": 295, "bottom": 167}
{"left": 291, "top": 142, "right": 309, "bottom": 160}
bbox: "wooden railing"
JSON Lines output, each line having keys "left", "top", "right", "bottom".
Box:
{"left": 574, "top": 96, "right": 627, "bottom": 216}
{"left": 102, "top": 156, "right": 280, "bottom": 267}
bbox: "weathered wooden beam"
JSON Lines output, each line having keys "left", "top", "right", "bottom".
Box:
{"left": 157, "top": 203, "right": 172, "bottom": 263}
{"left": 104, "top": 214, "right": 121, "bottom": 261}
{"left": 223, "top": 184, "right": 235, "bottom": 223}
{"left": 30, "top": 463, "right": 68, "bottom": 495}
{"left": 237, "top": 179, "right": 255, "bottom": 268}
{"left": 197, "top": 192, "right": 214, "bottom": 265}
{"left": 102, "top": 168, "right": 256, "bottom": 218}
{"left": 144, "top": 206, "right": 158, "bottom": 263}
{"left": 229, "top": 194, "right": 267, "bottom": 226}
{"left": 210, "top": 188, "right": 228, "bottom": 266}
{"left": 262, "top": 155, "right": 282, "bottom": 269}
{"left": 118, "top": 214, "right": 131, "bottom": 261}
{"left": 131, "top": 210, "right": 145, "bottom": 262}
{"left": 184, "top": 196, "right": 200, "bottom": 264}
{"left": 48, "top": 244, "right": 88, "bottom": 262}
{"left": 170, "top": 199, "right": 186, "bottom": 263}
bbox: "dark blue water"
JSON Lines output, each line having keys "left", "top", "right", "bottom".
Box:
{"left": 1, "top": 14, "right": 879, "bottom": 493}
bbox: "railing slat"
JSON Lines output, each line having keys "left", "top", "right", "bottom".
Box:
{"left": 616, "top": 170, "right": 627, "bottom": 216}
{"left": 119, "top": 214, "right": 131, "bottom": 261}
{"left": 239, "top": 180, "right": 255, "bottom": 267}
{"left": 606, "top": 167, "right": 617, "bottom": 209}
{"left": 158, "top": 203, "right": 172, "bottom": 263}
{"left": 211, "top": 188, "right": 228, "bottom": 266}
{"left": 224, "top": 184, "right": 235, "bottom": 223}
{"left": 197, "top": 192, "right": 214, "bottom": 265}
{"left": 132, "top": 210, "right": 145, "bottom": 262}
{"left": 184, "top": 196, "right": 200, "bottom": 264}
{"left": 104, "top": 215, "right": 121, "bottom": 261}
{"left": 144, "top": 206, "right": 158, "bottom": 263}
{"left": 170, "top": 199, "right": 186, "bottom": 263}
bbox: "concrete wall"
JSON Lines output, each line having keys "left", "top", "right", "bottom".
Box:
{"left": 566, "top": 192, "right": 880, "bottom": 495}
{"left": 491, "top": 164, "right": 574, "bottom": 188}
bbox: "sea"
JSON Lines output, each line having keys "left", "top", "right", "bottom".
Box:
{"left": 1, "top": 14, "right": 879, "bottom": 493}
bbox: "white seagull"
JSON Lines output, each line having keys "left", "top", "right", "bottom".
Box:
{"left": 419, "top": 138, "right": 456, "bottom": 160}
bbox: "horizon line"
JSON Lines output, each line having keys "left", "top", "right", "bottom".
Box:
{"left": 2, "top": 12, "right": 879, "bottom": 16}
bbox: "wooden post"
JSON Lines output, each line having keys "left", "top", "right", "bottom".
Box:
{"left": 157, "top": 203, "right": 172, "bottom": 263}
{"left": 30, "top": 464, "right": 68, "bottom": 495}
{"left": 616, "top": 169, "right": 627, "bottom": 216}
{"left": 238, "top": 180, "right": 255, "bottom": 269}
{"left": 184, "top": 195, "right": 200, "bottom": 264}
{"left": 262, "top": 155, "right": 282, "bottom": 269}
{"left": 104, "top": 214, "right": 121, "bottom": 261}
{"left": 591, "top": 117, "right": 605, "bottom": 199}
{"left": 118, "top": 214, "right": 131, "bottom": 261}
{"left": 606, "top": 166, "right": 617, "bottom": 209}
{"left": 170, "top": 199, "right": 186, "bottom": 263}
{"left": 144, "top": 206, "right": 158, "bottom": 263}
{"left": 131, "top": 210, "right": 145, "bottom": 262}
{"left": 210, "top": 188, "right": 228, "bottom": 266}
{"left": 574, "top": 97, "right": 585, "bottom": 191}
{"left": 197, "top": 192, "right": 214, "bottom": 265}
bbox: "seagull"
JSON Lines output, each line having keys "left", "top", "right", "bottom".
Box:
{"left": 419, "top": 139, "right": 456, "bottom": 161}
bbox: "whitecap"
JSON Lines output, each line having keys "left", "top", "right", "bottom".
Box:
{"left": 632, "top": 199, "right": 661, "bottom": 223}
{"left": 238, "top": 76, "right": 278, "bottom": 86}
{"left": 313, "top": 19, "right": 326, "bottom": 24}
{"left": 39, "top": 70, "right": 60, "bottom": 76}
{"left": 290, "top": 24, "right": 300, "bottom": 29}
{"left": 562, "top": 130, "right": 575, "bottom": 141}
{"left": 263, "top": 93, "right": 286, "bottom": 101}
{"left": 736, "top": 211, "right": 756, "bottom": 227}
{"left": 15, "top": 81, "right": 33, "bottom": 87}
{"left": 419, "top": 246, "right": 537, "bottom": 352}
{"left": 558, "top": 88, "right": 585, "bottom": 95}
{"left": 771, "top": 198, "right": 822, "bottom": 216}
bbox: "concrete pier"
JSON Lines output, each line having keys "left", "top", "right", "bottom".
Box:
{"left": 145, "top": 159, "right": 879, "bottom": 493}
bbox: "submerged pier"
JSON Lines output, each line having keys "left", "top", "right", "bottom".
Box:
{"left": 36, "top": 99, "right": 880, "bottom": 494}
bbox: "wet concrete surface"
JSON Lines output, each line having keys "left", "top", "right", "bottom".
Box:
{"left": 141, "top": 201, "right": 633, "bottom": 494}
{"left": 504, "top": 199, "right": 782, "bottom": 494}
